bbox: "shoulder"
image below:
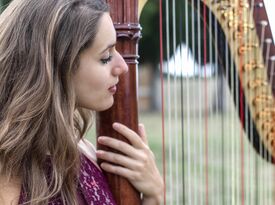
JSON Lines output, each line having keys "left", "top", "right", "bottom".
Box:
{"left": 78, "top": 138, "right": 101, "bottom": 170}
{"left": 0, "top": 177, "right": 21, "bottom": 205}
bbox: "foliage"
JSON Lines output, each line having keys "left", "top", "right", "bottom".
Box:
{"left": 139, "top": 0, "right": 160, "bottom": 65}
{"left": 0, "top": 0, "right": 10, "bottom": 10}
{"left": 139, "top": 0, "right": 214, "bottom": 66}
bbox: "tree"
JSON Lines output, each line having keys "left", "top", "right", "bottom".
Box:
{"left": 0, "top": 0, "right": 11, "bottom": 10}
{"left": 139, "top": 0, "right": 214, "bottom": 66}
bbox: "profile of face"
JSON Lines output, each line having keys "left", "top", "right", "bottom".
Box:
{"left": 73, "top": 13, "right": 128, "bottom": 111}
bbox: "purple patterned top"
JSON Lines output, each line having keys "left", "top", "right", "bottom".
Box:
{"left": 18, "top": 155, "right": 116, "bottom": 205}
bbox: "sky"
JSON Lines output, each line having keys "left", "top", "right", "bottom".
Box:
{"left": 264, "top": 0, "right": 275, "bottom": 44}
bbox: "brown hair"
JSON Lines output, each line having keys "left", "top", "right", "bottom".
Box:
{"left": 0, "top": 0, "right": 108, "bottom": 204}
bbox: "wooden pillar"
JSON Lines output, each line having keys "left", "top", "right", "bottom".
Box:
{"left": 96, "top": 0, "right": 142, "bottom": 204}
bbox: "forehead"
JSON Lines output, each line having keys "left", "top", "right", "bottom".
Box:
{"left": 90, "top": 13, "right": 116, "bottom": 54}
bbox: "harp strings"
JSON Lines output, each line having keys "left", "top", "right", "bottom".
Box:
{"left": 160, "top": 0, "right": 275, "bottom": 204}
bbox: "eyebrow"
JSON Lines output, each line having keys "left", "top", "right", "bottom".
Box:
{"left": 100, "top": 42, "right": 117, "bottom": 54}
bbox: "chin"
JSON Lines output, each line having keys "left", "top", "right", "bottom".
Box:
{"left": 95, "top": 105, "right": 113, "bottom": 112}
{"left": 92, "top": 99, "right": 114, "bottom": 112}
{"left": 78, "top": 96, "right": 114, "bottom": 111}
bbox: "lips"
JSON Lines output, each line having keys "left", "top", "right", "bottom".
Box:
{"left": 108, "top": 84, "right": 117, "bottom": 94}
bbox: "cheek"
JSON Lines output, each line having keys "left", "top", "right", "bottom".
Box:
{"left": 73, "top": 61, "right": 112, "bottom": 110}
{"left": 74, "top": 80, "right": 114, "bottom": 111}
{"left": 75, "top": 65, "right": 104, "bottom": 91}
{"left": 73, "top": 72, "right": 109, "bottom": 106}
{"left": 88, "top": 73, "right": 109, "bottom": 92}
{"left": 75, "top": 75, "right": 103, "bottom": 96}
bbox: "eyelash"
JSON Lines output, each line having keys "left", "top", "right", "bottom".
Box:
{"left": 100, "top": 55, "right": 113, "bottom": 64}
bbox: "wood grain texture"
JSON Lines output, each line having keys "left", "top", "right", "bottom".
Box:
{"left": 96, "top": 0, "right": 142, "bottom": 204}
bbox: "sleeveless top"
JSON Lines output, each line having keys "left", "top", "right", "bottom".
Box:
{"left": 18, "top": 140, "right": 117, "bottom": 205}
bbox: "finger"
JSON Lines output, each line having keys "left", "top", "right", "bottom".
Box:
{"left": 98, "top": 136, "right": 143, "bottom": 159}
{"left": 138, "top": 123, "right": 148, "bottom": 145}
{"left": 100, "top": 162, "right": 141, "bottom": 181}
{"left": 112, "top": 122, "right": 144, "bottom": 148}
{"left": 96, "top": 150, "right": 142, "bottom": 170}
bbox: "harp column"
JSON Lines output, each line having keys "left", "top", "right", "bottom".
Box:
{"left": 96, "top": 0, "right": 142, "bottom": 204}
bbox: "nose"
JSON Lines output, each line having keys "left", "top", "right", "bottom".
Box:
{"left": 111, "top": 52, "right": 128, "bottom": 76}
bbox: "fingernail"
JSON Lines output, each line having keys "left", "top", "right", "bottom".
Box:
{"left": 96, "top": 150, "right": 104, "bottom": 155}
{"left": 112, "top": 122, "right": 119, "bottom": 129}
{"left": 98, "top": 136, "right": 105, "bottom": 142}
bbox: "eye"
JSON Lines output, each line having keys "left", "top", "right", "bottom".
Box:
{"left": 100, "top": 55, "right": 113, "bottom": 65}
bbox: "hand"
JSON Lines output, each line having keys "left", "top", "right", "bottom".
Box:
{"left": 96, "top": 122, "right": 163, "bottom": 204}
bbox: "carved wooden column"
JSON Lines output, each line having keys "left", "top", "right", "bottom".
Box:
{"left": 96, "top": 0, "right": 142, "bottom": 204}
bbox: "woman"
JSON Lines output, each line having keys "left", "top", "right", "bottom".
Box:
{"left": 0, "top": 0, "right": 163, "bottom": 204}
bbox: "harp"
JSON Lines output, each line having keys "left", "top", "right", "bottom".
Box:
{"left": 96, "top": 0, "right": 143, "bottom": 204}
{"left": 97, "top": 0, "right": 275, "bottom": 204}
{"left": 159, "top": 0, "right": 275, "bottom": 204}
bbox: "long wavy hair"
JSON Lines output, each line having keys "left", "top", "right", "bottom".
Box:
{"left": 0, "top": 0, "right": 108, "bottom": 204}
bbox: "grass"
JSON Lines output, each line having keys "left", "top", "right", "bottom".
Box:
{"left": 139, "top": 108, "right": 275, "bottom": 205}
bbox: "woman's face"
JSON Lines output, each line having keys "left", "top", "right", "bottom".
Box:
{"left": 73, "top": 13, "right": 128, "bottom": 111}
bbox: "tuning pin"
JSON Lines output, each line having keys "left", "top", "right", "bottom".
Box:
{"left": 270, "top": 56, "right": 275, "bottom": 61}
{"left": 265, "top": 38, "right": 273, "bottom": 44}
{"left": 264, "top": 39, "right": 273, "bottom": 61}
{"left": 265, "top": 39, "right": 273, "bottom": 58}
{"left": 269, "top": 56, "right": 275, "bottom": 76}
{"left": 258, "top": 20, "right": 268, "bottom": 27}
{"left": 254, "top": 2, "right": 264, "bottom": 8}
